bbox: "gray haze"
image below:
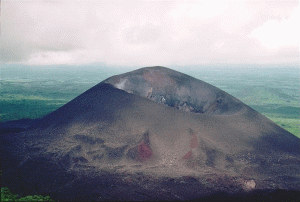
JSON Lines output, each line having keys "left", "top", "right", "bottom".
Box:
{"left": 1, "top": 0, "right": 299, "bottom": 66}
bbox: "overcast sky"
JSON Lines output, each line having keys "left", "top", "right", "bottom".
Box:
{"left": 1, "top": 0, "right": 299, "bottom": 67}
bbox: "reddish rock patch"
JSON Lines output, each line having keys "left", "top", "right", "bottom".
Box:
{"left": 143, "top": 71, "right": 176, "bottom": 88}
{"left": 190, "top": 133, "right": 199, "bottom": 148}
{"left": 138, "top": 141, "right": 152, "bottom": 161}
{"left": 182, "top": 150, "right": 192, "bottom": 159}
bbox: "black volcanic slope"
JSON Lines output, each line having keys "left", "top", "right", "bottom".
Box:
{"left": 1, "top": 66, "right": 300, "bottom": 201}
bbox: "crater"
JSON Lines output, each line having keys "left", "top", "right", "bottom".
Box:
{"left": 104, "top": 66, "right": 244, "bottom": 115}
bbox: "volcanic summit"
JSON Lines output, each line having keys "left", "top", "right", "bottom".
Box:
{"left": 1, "top": 66, "right": 300, "bottom": 201}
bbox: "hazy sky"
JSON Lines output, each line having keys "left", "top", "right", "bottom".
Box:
{"left": 1, "top": 0, "right": 299, "bottom": 67}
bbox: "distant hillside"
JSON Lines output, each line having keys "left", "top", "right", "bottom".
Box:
{"left": 235, "top": 86, "right": 298, "bottom": 106}
{"left": 233, "top": 86, "right": 299, "bottom": 137}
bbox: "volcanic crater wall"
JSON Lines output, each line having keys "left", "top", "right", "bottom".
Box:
{"left": 104, "top": 66, "right": 244, "bottom": 115}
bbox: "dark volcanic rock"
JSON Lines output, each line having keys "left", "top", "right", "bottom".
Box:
{"left": 1, "top": 66, "right": 300, "bottom": 201}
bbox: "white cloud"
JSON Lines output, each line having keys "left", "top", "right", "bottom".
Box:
{"left": 1, "top": 0, "right": 299, "bottom": 66}
{"left": 250, "top": 6, "right": 300, "bottom": 50}
{"left": 168, "top": 1, "right": 227, "bottom": 19}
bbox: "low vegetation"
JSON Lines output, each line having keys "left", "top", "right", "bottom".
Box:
{"left": 268, "top": 117, "right": 300, "bottom": 137}
{"left": 1, "top": 187, "right": 54, "bottom": 202}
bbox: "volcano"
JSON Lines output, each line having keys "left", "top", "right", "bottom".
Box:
{"left": 1, "top": 66, "right": 300, "bottom": 201}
